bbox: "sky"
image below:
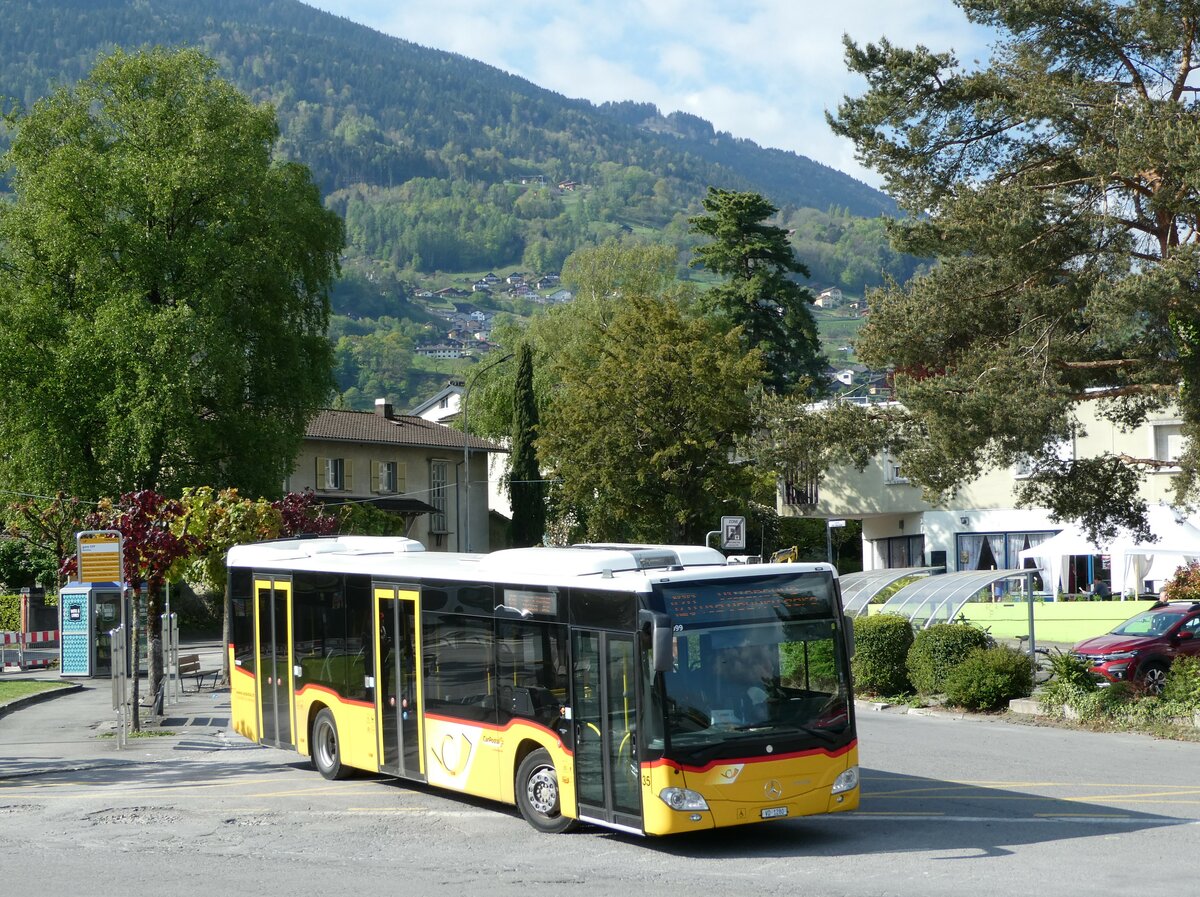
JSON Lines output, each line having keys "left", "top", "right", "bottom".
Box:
{"left": 300, "top": 1, "right": 993, "bottom": 189}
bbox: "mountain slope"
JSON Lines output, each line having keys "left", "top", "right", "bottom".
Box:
{"left": 0, "top": 0, "right": 893, "bottom": 218}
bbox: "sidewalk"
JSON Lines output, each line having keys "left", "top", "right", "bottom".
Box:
{"left": 0, "top": 641, "right": 239, "bottom": 775}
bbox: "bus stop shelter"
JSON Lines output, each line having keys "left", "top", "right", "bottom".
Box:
{"left": 877, "top": 568, "right": 1033, "bottom": 629}
{"left": 839, "top": 567, "right": 942, "bottom": 617}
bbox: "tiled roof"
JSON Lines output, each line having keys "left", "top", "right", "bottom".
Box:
{"left": 306, "top": 409, "right": 504, "bottom": 452}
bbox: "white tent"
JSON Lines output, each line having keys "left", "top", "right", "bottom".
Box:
{"left": 1018, "top": 505, "right": 1200, "bottom": 596}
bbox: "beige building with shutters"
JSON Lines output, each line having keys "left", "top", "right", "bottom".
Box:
{"left": 287, "top": 399, "right": 505, "bottom": 552}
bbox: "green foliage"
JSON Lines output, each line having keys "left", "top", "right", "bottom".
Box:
{"left": 782, "top": 639, "right": 837, "bottom": 691}
{"left": 337, "top": 503, "right": 411, "bottom": 537}
{"left": 826, "top": 1, "right": 1200, "bottom": 539}
{"left": 1045, "top": 649, "right": 1097, "bottom": 691}
{"left": 850, "top": 614, "right": 914, "bottom": 696}
{"left": 943, "top": 646, "right": 1034, "bottom": 711}
{"left": 0, "top": 594, "right": 19, "bottom": 632}
{"left": 1162, "top": 656, "right": 1200, "bottom": 709}
{"left": 538, "top": 293, "right": 763, "bottom": 542}
{"left": 509, "top": 343, "right": 545, "bottom": 547}
{"left": 0, "top": 47, "right": 342, "bottom": 501}
{"left": 906, "top": 622, "right": 991, "bottom": 696}
{"left": 690, "top": 188, "right": 824, "bottom": 393}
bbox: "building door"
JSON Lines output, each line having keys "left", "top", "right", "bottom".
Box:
{"left": 374, "top": 584, "right": 425, "bottom": 780}
{"left": 254, "top": 577, "right": 295, "bottom": 750}
{"left": 571, "top": 629, "right": 643, "bottom": 832}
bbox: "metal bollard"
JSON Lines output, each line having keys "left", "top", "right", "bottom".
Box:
{"left": 110, "top": 624, "right": 128, "bottom": 749}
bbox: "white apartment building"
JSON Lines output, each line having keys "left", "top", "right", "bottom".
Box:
{"left": 783, "top": 401, "right": 1186, "bottom": 592}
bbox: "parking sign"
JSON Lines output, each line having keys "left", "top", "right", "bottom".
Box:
{"left": 721, "top": 516, "right": 746, "bottom": 550}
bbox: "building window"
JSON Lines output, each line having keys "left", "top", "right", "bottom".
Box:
{"left": 430, "top": 460, "right": 448, "bottom": 533}
{"left": 878, "top": 535, "right": 924, "bottom": 568}
{"left": 883, "top": 452, "right": 908, "bottom": 485}
{"left": 316, "top": 456, "right": 350, "bottom": 491}
{"left": 1015, "top": 437, "right": 1075, "bottom": 479}
{"left": 372, "top": 461, "right": 405, "bottom": 494}
{"left": 1152, "top": 422, "right": 1184, "bottom": 470}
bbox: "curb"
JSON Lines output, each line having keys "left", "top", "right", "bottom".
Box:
{"left": 0, "top": 681, "right": 83, "bottom": 721}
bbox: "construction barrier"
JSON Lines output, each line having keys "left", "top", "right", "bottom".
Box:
{"left": 1, "top": 629, "right": 61, "bottom": 671}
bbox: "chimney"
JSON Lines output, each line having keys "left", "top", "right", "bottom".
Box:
{"left": 374, "top": 398, "right": 394, "bottom": 419}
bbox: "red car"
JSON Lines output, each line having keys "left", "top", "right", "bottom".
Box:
{"left": 1071, "top": 601, "right": 1200, "bottom": 694}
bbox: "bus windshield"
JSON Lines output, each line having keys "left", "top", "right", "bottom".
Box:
{"left": 649, "top": 572, "right": 851, "bottom": 761}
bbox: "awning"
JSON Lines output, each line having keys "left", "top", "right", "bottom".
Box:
{"left": 878, "top": 568, "right": 1030, "bottom": 628}
{"left": 839, "top": 567, "right": 941, "bottom": 617}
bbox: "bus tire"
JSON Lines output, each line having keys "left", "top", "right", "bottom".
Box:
{"left": 311, "top": 708, "right": 351, "bottom": 780}
{"left": 515, "top": 748, "right": 577, "bottom": 833}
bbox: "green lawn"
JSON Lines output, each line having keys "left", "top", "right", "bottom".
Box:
{"left": 0, "top": 680, "right": 71, "bottom": 702}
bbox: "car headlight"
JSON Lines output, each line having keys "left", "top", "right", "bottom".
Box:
{"left": 832, "top": 765, "right": 860, "bottom": 795}
{"left": 1100, "top": 650, "right": 1140, "bottom": 661}
{"left": 659, "top": 788, "right": 709, "bottom": 811}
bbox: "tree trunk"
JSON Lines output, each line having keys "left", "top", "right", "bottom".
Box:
{"left": 147, "top": 583, "right": 163, "bottom": 705}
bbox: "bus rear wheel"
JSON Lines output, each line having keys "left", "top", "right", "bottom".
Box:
{"left": 516, "top": 748, "right": 577, "bottom": 833}
{"left": 311, "top": 708, "right": 352, "bottom": 780}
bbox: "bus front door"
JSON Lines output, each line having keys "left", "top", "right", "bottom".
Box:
{"left": 374, "top": 585, "right": 425, "bottom": 781}
{"left": 254, "top": 578, "right": 295, "bottom": 750}
{"left": 571, "top": 630, "right": 643, "bottom": 832}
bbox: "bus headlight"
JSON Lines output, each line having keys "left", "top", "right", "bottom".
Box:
{"left": 831, "top": 766, "right": 859, "bottom": 795}
{"left": 659, "top": 788, "right": 710, "bottom": 811}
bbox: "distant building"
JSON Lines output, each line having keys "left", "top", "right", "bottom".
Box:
{"left": 289, "top": 399, "right": 505, "bottom": 552}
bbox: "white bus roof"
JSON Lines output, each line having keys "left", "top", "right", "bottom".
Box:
{"left": 226, "top": 536, "right": 835, "bottom": 589}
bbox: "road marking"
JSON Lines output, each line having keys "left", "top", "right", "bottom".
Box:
{"left": 832, "top": 814, "right": 1197, "bottom": 825}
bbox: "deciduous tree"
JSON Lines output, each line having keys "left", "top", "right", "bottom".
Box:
{"left": 0, "top": 47, "right": 343, "bottom": 501}
{"left": 538, "top": 296, "right": 763, "bottom": 542}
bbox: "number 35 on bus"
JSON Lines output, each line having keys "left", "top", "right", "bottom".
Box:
{"left": 226, "top": 537, "right": 859, "bottom": 836}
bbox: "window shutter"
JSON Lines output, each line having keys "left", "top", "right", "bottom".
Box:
{"left": 396, "top": 462, "right": 407, "bottom": 493}
{"left": 316, "top": 456, "right": 327, "bottom": 490}
{"left": 371, "top": 461, "right": 381, "bottom": 493}
{"left": 343, "top": 459, "right": 354, "bottom": 492}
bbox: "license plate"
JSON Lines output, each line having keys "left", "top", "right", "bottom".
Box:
{"left": 760, "top": 806, "right": 788, "bottom": 819}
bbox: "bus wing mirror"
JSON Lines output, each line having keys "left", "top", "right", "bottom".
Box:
{"left": 639, "top": 610, "right": 674, "bottom": 673}
{"left": 843, "top": 617, "right": 855, "bottom": 660}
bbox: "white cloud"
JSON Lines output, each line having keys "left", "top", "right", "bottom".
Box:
{"left": 302, "top": 0, "right": 991, "bottom": 187}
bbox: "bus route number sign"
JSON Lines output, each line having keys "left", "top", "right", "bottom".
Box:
{"left": 721, "top": 516, "right": 746, "bottom": 550}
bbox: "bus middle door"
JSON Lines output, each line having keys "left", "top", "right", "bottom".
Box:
{"left": 571, "top": 629, "right": 643, "bottom": 833}
{"left": 254, "top": 577, "right": 295, "bottom": 750}
{"left": 374, "top": 584, "right": 425, "bottom": 781}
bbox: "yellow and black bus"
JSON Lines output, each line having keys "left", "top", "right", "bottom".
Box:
{"left": 227, "top": 536, "right": 859, "bottom": 835}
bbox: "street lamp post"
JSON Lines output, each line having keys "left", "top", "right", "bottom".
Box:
{"left": 461, "top": 351, "right": 513, "bottom": 554}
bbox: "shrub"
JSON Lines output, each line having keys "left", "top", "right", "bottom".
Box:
{"left": 1161, "top": 560, "right": 1200, "bottom": 603}
{"left": 850, "top": 613, "right": 914, "bottom": 696}
{"left": 0, "top": 594, "right": 19, "bottom": 632}
{"left": 1162, "top": 655, "right": 1200, "bottom": 709}
{"left": 906, "top": 621, "right": 991, "bottom": 695}
{"left": 943, "top": 646, "right": 1033, "bottom": 711}
{"left": 1045, "top": 648, "right": 1096, "bottom": 690}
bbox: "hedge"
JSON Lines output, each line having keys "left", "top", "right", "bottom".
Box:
{"left": 851, "top": 613, "right": 914, "bottom": 696}
{"left": 906, "top": 622, "right": 991, "bottom": 695}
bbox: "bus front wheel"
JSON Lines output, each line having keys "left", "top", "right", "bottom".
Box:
{"left": 311, "top": 708, "right": 351, "bottom": 780}
{"left": 515, "top": 748, "right": 578, "bottom": 833}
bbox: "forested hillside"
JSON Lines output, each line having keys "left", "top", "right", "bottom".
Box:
{"left": 1, "top": 0, "right": 923, "bottom": 408}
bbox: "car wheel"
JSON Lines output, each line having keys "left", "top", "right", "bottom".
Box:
{"left": 515, "top": 748, "right": 578, "bottom": 833}
{"left": 311, "top": 708, "right": 352, "bottom": 780}
{"left": 1139, "top": 661, "right": 1169, "bottom": 696}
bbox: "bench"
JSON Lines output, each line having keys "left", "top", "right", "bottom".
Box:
{"left": 177, "top": 653, "right": 220, "bottom": 691}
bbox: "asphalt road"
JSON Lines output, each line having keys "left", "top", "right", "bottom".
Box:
{"left": 1, "top": 698, "right": 1197, "bottom": 896}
